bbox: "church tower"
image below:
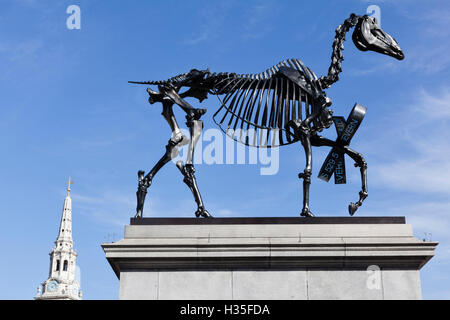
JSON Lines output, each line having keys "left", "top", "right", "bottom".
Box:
{"left": 35, "top": 178, "right": 82, "bottom": 300}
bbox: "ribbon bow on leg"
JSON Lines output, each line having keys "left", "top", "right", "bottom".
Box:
{"left": 317, "top": 103, "right": 368, "bottom": 215}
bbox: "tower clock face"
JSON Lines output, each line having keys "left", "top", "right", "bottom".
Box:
{"left": 47, "top": 280, "right": 59, "bottom": 292}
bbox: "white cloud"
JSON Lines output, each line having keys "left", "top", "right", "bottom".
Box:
{"left": 414, "top": 87, "right": 450, "bottom": 119}
{"left": 400, "top": 202, "right": 450, "bottom": 236}
{"left": 407, "top": 45, "right": 450, "bottom": 74}
{"left": 13, "top": 0, "right": 38, "bottom": 6}
{"left": 183, "top": 1, "right": 279, "bottom": 45}
{"left": 241, "top": 2, "right": 278, "bottom": 40}
{"left": 74, "top": 134, "right": 135, "bottom": 149}
{"left": 72, "top": 192, "right": 135, "bottom": 227}
{"left": 347, "top": 59, "right": 400, "bottom": 77}
{"left": 402, "top": 6, "right": 450, "bottom": 74}
{"left": 0, "top": 39, "right": 43, "bottom": 62}
{"left": 184, "top": 31, "right": 210, "bottom": 46}
{"left": 369, "top": 87, "right": 450, "bottom": 195}
{"left": 183, "top": 1, "right": 235, "bottom": 46}
{"left": 73, "top": 188, "right": 214, "bottom": 227}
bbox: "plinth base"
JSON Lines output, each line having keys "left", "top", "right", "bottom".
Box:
{"left": 102, "top": 217, "right": 437, "bottom": 300}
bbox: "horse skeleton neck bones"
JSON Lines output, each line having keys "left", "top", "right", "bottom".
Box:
{"left": 129, "top": 14, "right": 404, "bottom": 218}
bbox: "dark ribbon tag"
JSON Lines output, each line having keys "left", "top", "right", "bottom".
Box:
{"left": 318, "top": 103, "right": 366, "bottom": 184}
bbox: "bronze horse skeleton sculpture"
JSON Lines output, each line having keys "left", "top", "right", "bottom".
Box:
{"left": 129, "top": 14, "right": 404, "bottom": 218}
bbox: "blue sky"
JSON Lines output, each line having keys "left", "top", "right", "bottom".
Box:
{"left": 0, "top": 0, "right": 449, "bottom": 299}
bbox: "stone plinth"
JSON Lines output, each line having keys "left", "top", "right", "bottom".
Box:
{"left": 102, "top": 217, "right": 437, "bottom": 300}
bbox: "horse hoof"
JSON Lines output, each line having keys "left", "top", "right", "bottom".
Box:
{"left": 195, "top": 207, "right": 212, "bottom": 218}
{"left": 300, "top": 209, "right": 314, "bottom": 218}
{"left": 348, "top": 203, "right": 358, "bottom": 216}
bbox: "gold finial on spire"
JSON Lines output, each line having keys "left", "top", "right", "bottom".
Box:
{"left": 66, "top": 177, "right": 74, "bottom": 196}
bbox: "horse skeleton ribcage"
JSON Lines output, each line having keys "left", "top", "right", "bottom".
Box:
{"left": 210, "top": 59, "right": 319, "bottom": 148}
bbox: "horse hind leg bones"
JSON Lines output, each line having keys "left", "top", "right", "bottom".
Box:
{"left": 135, "top": 86, "right": 211, "bottom": 218}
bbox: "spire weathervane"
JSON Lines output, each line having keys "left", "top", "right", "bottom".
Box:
{"left": 66, "top": 177, "right": 74, "bottom": 196}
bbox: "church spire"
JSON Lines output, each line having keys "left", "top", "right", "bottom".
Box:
{"left": 56, "top": 178, "right": 74, "bottom": 243}
{"left": 35, "top": 178, "right": 81, "bottom": 300}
